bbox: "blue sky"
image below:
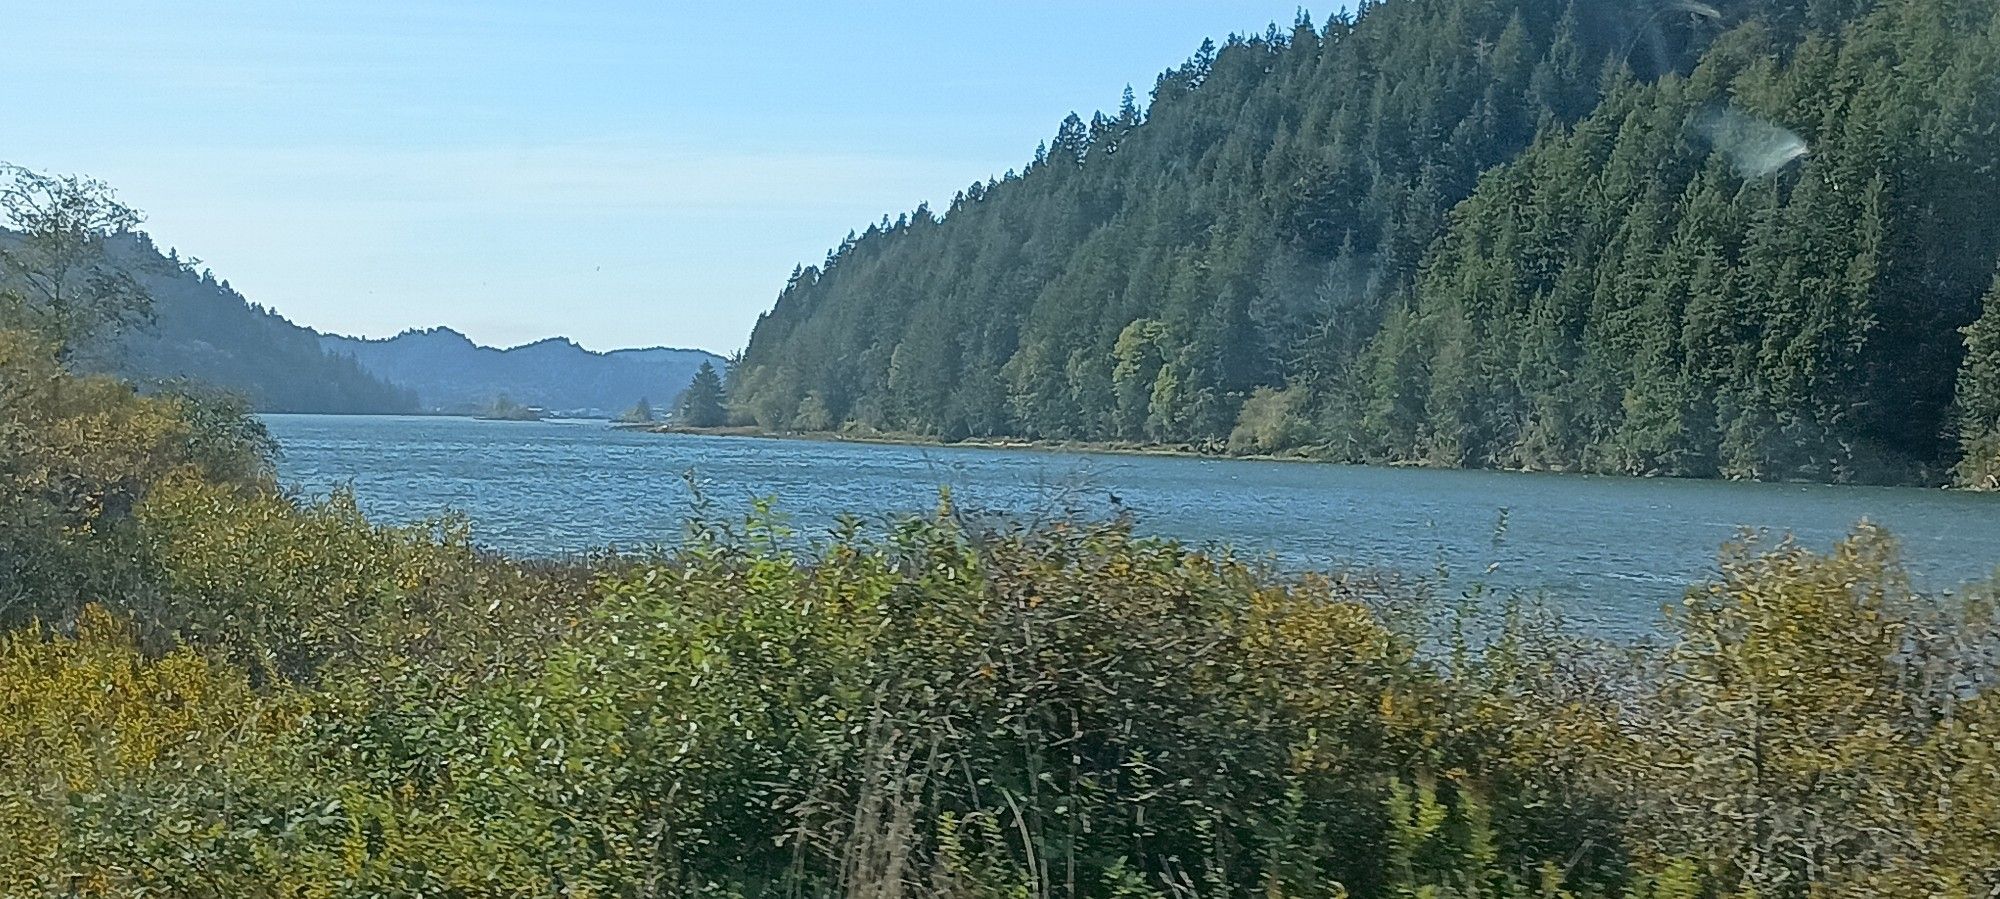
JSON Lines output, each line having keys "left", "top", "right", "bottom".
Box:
{"left": 0, "top": 1, "right": 1323, "bottom": 354}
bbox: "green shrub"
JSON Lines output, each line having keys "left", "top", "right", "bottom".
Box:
{"left": 0, "top": 329, "right": 271, "bottom": 630}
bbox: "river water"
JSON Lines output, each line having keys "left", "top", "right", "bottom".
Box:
{"left": 264, "top": 413, "right": 2000, "bottom": 634}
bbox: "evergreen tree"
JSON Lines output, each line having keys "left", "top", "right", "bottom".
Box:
{"left": 1955, "top": 274, "right": 2000, "bottom": 488}
{"left": 678, "top": 362, "right": 727, "bottom": 428}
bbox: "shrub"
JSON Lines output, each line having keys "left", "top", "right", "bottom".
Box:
{"left": 0, "top": 329, "right": 270, "bottom": 630}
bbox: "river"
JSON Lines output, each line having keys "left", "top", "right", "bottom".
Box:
{"left": 263, "top": 413, "right": 2000, "bottom": 634}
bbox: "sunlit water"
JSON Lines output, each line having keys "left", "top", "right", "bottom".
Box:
{"left": 264, "top": 414, "right": 2000, "bottom": 634}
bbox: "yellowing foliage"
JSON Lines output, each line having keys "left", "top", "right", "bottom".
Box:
{"left": 0, "top": 606, "right": 299, "bottom": 895}
{"left": 1, "top": 328, "right": 271, "bottom": 630}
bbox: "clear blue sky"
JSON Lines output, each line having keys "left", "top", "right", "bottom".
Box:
{"left": 1, "top": 1, "right": 1325, "bottom": 354}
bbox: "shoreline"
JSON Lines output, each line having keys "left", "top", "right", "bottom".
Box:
{"left": 624, "top": 423, "right": 1316, "bottom": 464}
{"left": 625, "top": 423, "right": 1988, "bottom": 491}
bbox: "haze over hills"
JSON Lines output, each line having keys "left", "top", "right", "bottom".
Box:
{"left": 322, "top": 327, "right": 724, "bottom": 417}
{"left": 22, "top": 231, "right": 724, "bottom": 418}
{"left": 732, "top": 0, "right": 2000, "bottom": 487}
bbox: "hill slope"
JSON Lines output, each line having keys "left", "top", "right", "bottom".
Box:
{"left": 96, "top": 235, "right": 418, "bottom": 414}
{"left": 1359, "top": 0, "right": 2000, "bottom": 483}
{"left": 730, "top": 0, "right": 2000, "bottom": 485}
{"left": 322, "top": 327, "right": 723, "bottom": 416}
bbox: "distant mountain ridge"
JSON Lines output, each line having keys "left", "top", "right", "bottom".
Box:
{"left": 322, "top": 327, "right": 724, "bottom": 417}
{"left": 26, "top": 231, "right": 722, "bottom": 418}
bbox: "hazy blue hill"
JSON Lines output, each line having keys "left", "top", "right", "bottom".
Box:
{"left": 606, "top": 346, "right": 718, "bottom": 367}
{"left": 88, "top": 234, "right": 419, "bottom": 414}
{"left": 322, "top": 327, "right": 725, "bottom": 417}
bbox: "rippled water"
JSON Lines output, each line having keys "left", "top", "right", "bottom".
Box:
{"left": 265, "top": 414, "right": 2000, "bottom": 634}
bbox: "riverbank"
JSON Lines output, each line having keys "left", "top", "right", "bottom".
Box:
{"left": 629, "top": 422, "right": 1989, "bottom": 490}
{"left": 626, "top": 422, "right": 1324, "bottom": 464}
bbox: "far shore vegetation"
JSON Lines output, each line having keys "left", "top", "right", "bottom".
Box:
{"left": 476, "top": 393, "right": 544, "bottom": 421}
{"left": 617, "top": 396, "right": 658, "bottom": 424}
{"left": 726, "top": 0, "right": 2000, "bottom": 490}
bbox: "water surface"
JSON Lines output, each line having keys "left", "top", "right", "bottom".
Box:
{"left": 265, "top": 414, "right": 2000, "bottom": 633}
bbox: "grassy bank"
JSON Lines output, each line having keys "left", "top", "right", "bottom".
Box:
{"left": 6, "top": 329, "right": 2000, "bottom": 897}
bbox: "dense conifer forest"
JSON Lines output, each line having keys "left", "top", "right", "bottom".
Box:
{"left": 731, "top": 0, "right": 2000, "bottom": 486}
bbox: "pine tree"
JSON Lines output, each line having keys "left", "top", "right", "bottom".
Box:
{"left": 1954, "top": 275, "right": 2000, "bottom": 488}
{"left": 677, "top": 362, "right": 727, "bottom": 428}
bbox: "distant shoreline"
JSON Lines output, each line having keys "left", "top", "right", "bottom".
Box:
{"left": 253, "top": 414, "right": 1990, "bottom": 490}
{"left": 624, "top": 423, "right": 1996, "bottom": 490}
{"left": 627, "top": 423, "right": 1351, "bottom": 466}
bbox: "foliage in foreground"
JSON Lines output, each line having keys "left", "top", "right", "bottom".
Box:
{"left": 3, "top": 333, "right": 1999, "bottom": 897}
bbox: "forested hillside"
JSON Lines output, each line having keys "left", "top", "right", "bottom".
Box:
{"left": 1362, "top": 0, "right": 2000, "bottom": 484}
{"left": 731, "top": 0, "right": 2000, "bottom": 485}
{"left": 5, "top": 230, "right": 417, "bottom": 414}
{"left": 101, "top": 235, "right": 418, "bottom": 413}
